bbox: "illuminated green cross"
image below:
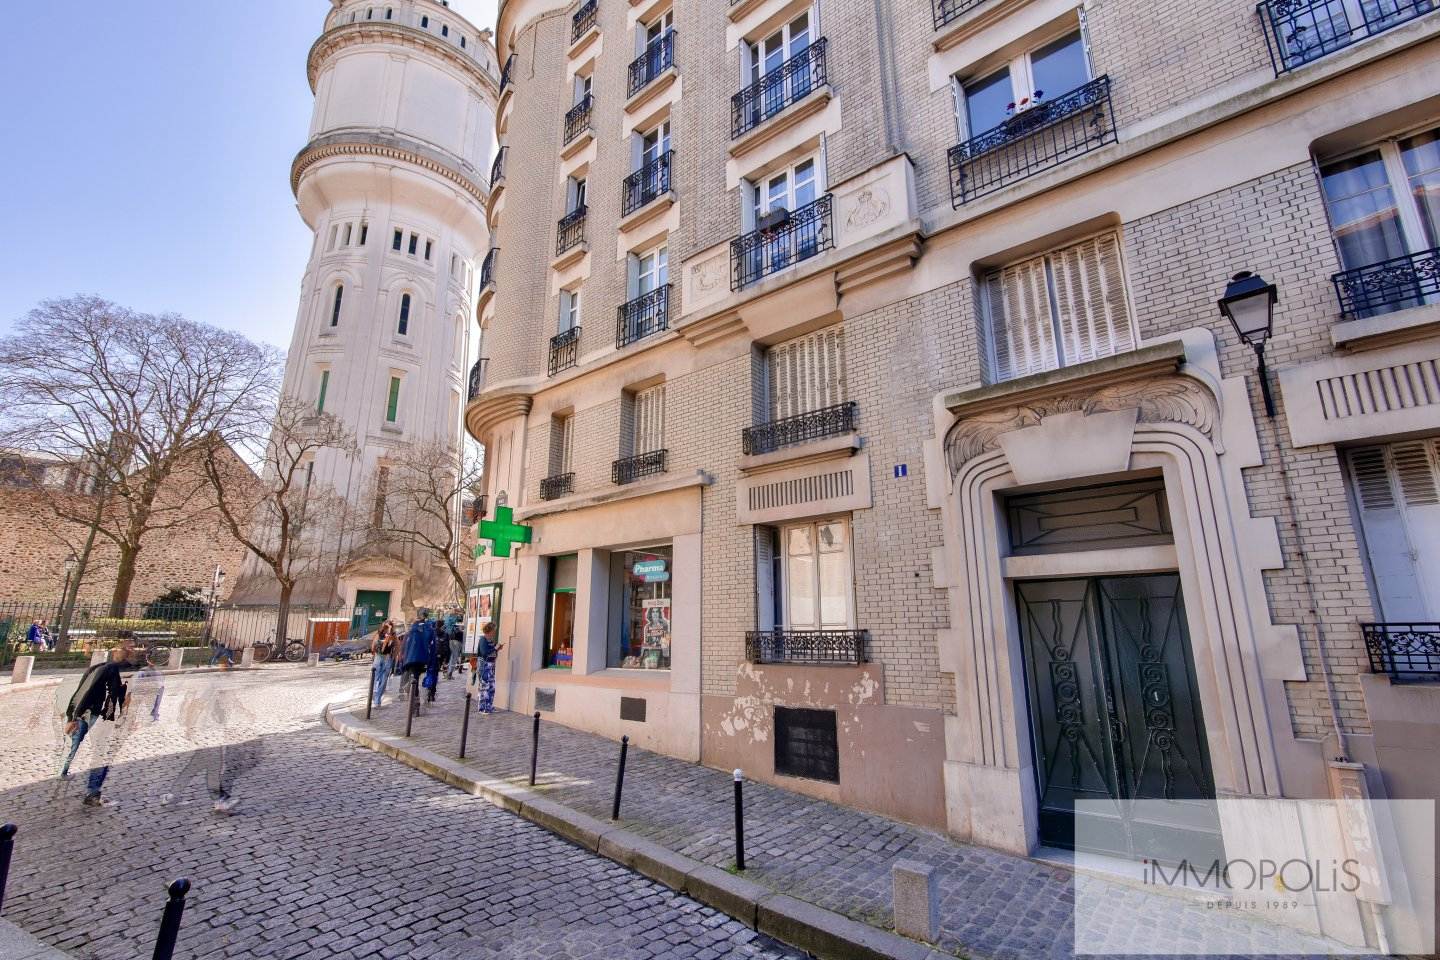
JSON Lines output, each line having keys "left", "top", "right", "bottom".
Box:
{"left": 477, "top": 505, "right": 532, "bottom": 559}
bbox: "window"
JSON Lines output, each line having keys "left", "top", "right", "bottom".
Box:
{"left": 397, "top": 293, "right": 412, "bottom": 336}
{"left": 551, "top": 414, "right": 575, "bottom": 475}
{"left": 421, "top": 15, "right": 429, "bottom": 28}
{"left": 746, "top": 11, "right": 812, "bottom": 86}
{"left": 774, "top": 518, "right": 853, "bottom": 630}
{"left": 544, "top": 554, "right": 578, "bottom": 669}
{"left": 632, "top": 384, "right": 665, "bottom": 454}
{"left": 343, "top": 223, "right": 353, "bottom": 246}
{"left": 608, "top": 545, "right": 673, "bottom": 669}
{"left": 385, "top": 375, "right": 402, "bottom": 423}
{"left": 959, "top": 30, "right": 1090, "bottom": 139}
{"left": 981, "top": 232, "right": 1134, "bottom": 383}
{"left": 644, "top": 9, "right": 674, "bottom": 48}
{"left": 330, "top": 285, "right": 344, "bottom": 327}
{"left": 441, "top": 23, "right": 449, "bottom": 37}
{"left": 1347, "top": 439, "right": 1440, "bottom": 621}
{"left": 424, "top": 239, "right": 433, "bottom": 261}
{"left": 766, "top": 325, "right": 846, "bottom": 421}
{"left": 359, "top": 221, "right": 368, "bottom": 245}
{"left": 450, "top": 253, "right": 458, "bottom": 276}
{"left": 372, "top": 465, "right": 389, "bottom": 526}
{"left": 392, "top": 229, "right": 403, "bottom": 251}
{"left": 408, "top": 232, "right": 419, "bottom": 256}
{"left": 751, "top": 156, "right": 819, "bottom": 226}
{"left": 328, "top": 225, "right": 339, "bottom": 250}
{"left": 633, "top": 246, "right": 668, "bottom": 297}
{"left": 640, "top": 121, "right": 671, "bottom": 170}
{"left": 568, "top": 177, "right": 588, "bottom": 213}
{"left": 461, "top": 35, "right": 467, "bottom": 48}
{"left": 316, "top": 369, "right": 330, "bottom": 413}
{"left": 559, "top": 288, "right": 581, "bottom": 332}
{"left": 385, "top": 7, "right": 393, "bottom": 19}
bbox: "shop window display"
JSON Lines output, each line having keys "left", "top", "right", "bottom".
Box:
{"left": 609, "top": 546, "right": 672, "bottom": 669}
{"left": 545, "top": 554, "right": 577, "bottom": 669}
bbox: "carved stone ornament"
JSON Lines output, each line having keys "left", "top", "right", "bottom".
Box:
{"left": 693, "top": 255, "right": 726, "bottom": 294}
{"left": 945, "top": 375, "right": 1220, "bottom": 477}
{"left": 844, "top": 187, "right": 890, "bottom": 230}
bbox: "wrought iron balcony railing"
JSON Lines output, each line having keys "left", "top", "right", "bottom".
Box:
{"left": 556, "top": 206, "right": 588, "bottom": 257}
{"left": 612, "top": 449, "right": 668, "bottom": 485}
{"left": 539, "top": 472, "right": 575, "bottom": 501}
{"left": 480, "top": 248, "right": 498, "bottom": 289}
{"left": 932, "top": 0, "right": 988, "bottom": 29}
{"left": 617, "top": 285, "right": 670, "bottom": 348}
{"left": 730, "top": 195, "right": 834, "bottom": 290}
{"left": 571, "top": 0, "right": 597, "bottom": 42}
{"left": 499, "top": 54, "right": 515, "bottom": 96}
{"left": 563, "top": 94, "right": 594, "bottom": 145}
{"left": 548, "top": 326, "right": 581, "bottom": 376}
{"left": 622, "top": 150, "right": 673, "bottom": 217}
{"left": 732, "top": 38, "right": 828, "bottom": 139}
{"left": 467, "top": 357, "right": 489, "bottom": 401}
{"left": 1259, "top": 0, "right": 1438, "bottom": 75}
{"left": 628, "top": 30, "right": 675, "bottom": 97}
{"left": 490, "top": 147, "right": 507, "bottom": 188}
{"left": 1332, "top": 246, "right": 1440, "bottom": 319}
{"left": 742, "top": 400, "right": 856, "bottom": 456}
{"left": 746, "top": 629, "right": 868, "bottom": 665}
{"left": 1363, "top": 622, "right": 1440, "bottom": 682}
{"left": 948, "top": 75, "right": 1116, "bottom": 207}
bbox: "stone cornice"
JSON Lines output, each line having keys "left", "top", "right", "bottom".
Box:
{"left": 308, "top": 22, "right": 499, "bottom": 99}
{"left": 464, "top": 390, "right": 532, "bottom": 441}
{"left": 291, "top": 132, "right": 491, "bottom": 207}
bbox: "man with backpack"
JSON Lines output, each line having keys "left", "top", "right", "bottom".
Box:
{"left": 60, "top": 637, "right": 137, "bottom": 806}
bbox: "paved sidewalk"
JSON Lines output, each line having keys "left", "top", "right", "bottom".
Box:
{"left": 341, "top": 677, "right": 1372, "bottom": 960}
{"left": 0, "top": 919, "right": 72, "bottom": 959}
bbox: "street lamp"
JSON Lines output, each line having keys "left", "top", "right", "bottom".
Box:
{"left": 56, "top": 553, "right": 79, "bottom": 651}
{"left": 1218, "top": 270, "right": 1279, "bottom": 418}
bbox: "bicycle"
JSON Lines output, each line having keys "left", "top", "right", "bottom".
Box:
{"left": 250, "top": 632, "right": 308, "bottom": 664}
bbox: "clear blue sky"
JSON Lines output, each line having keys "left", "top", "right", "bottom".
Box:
{"left": 0, "top": 0, "right": 496, "bottom": 351}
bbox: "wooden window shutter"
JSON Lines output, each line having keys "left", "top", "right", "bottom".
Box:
{"left": 988, "top": 256, "right": 1055, "bottom": 382}
{"left": 1391, "top": 440, "right": 1439, "bottom": 506}
{"left": 1050, "top": 233, "right": 1134, "bottom": 367}
{"left": 635, "top": 385, "right": 665, "bottom": 454}
{"left": 768, "top": 326, "right": 846, "bottom": 419}
{"left": 1348, "top": 447, "right": 1395, "bottom": 510}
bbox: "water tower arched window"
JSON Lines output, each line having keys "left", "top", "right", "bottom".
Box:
{"left": 331, "top": 285, "right": 344, "bottom": 327}
{"left": 398, "top": 294, "right": 412, "bottom": 336}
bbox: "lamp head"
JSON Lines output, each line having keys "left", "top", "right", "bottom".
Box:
{"left": 1218, "top": 271, "right": 1277, "bottom": 347}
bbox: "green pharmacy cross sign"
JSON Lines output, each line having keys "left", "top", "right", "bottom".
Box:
{"left": 476, "top": 505, "right": 533, "bottom": 559}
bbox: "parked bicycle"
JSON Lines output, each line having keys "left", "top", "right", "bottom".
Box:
{"left": 250, "top": 632, "right": 308, "bottom": 664}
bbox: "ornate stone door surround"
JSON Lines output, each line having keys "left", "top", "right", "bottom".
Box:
{"left": 922, "top": 333, "right": 1312, "bottom": 855}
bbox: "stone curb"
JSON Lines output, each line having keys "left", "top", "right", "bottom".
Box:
{"left": 0, "top": 919, "right": 74, "bottom": 958}
{"left": 324, "top": 703, "right": 954, "bottom": 960}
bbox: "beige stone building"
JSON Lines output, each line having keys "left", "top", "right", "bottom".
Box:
{"left": 468, "top": 0, "right": 1440, "bottom": 883}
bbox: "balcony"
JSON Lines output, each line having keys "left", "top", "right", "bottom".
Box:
{"left": 612, "top": 449, "right": 668, "bottom": 485}
{"left": 1259, "top": 0, "right": 1438, "bottom": 75}
{"left": 730, "top": 195, "right": 834, "bottom": 290}
{"left": 628, "top": 30, "right": 675, "bottom": 98}
{"left": 556, "top": 206, "right": 588, "bottom": 258}
{"left": 571, "top": 0, "right": 597, "bottom": 43}
{"left": 477, "top": 248, "right": 499, "bottom": 314}
{"left": 1332, "top": 246, "right": 1440, "bottom": 319}
{"left": 932, "top": 0, "right": 987, "bottom": 29}
{"left": 563, "top": 94, "right": 594, "bottom": 147}
{"left": 742, "top": 400, "right": 855, "bottom": 456}
{"left": 549, "top": 326, "right": 581, "bottom": 376}
{"left": 948, "top": 76, "right": 1116, "bottom": 207}
{"left": 616, "top": 284, "right": 670, "bottom": 348}
{"left": 467, "top": 357, "right": 489, "bottom": 401}
{"left": 490, "top": 147, "right": 507, "bottom": 189}
{"left": 540, "top": 473, "right": 575, "bottom": 501}
{"left": 499, "top": 54, "right": 515, "bottom": 96}
{"left": 621, "top": 151, "right": 673, "bottom": 218}
{"left": 1363, "top": 622, "right": 1440, "bottom": 682}
{"left": 731, "top": 38, "right": 828, "bottom": 139}
{"left": 745, "top": 629, "right": 868, "bottom": 665}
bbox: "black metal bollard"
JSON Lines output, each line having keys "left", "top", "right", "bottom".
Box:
{"left": 0, "top": 823, "right": 15, "bottom": 915}
{"left": 611, "top": 736, "right": 629, "bottom": 821}
{"left": 459, "top": 693, "right": 473, "bottom": 758}
{"left": 529, "top": 711, "right": 541, "bottom": 786}
{"left": 151, "top": 878, "right": 191, "bottom": 960}
{"left": 405, "top": 674, "right": 420, "bottom": 737}
{"left": 365, "top": 665, "right": 377, "bottom": 720}
{"left": 733, "top": 770, "right": 746, "bottom": 871}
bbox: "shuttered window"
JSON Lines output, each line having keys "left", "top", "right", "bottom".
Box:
{"left": 767, "top": 326, "right": 847, "bottom": 421}
{"left": 634, "top": 385, "right": 665, "bottom": 455}
{"left": 1347, "top": 439, "right": 1440, "bottom": 621}
{"left": 551, "top": 415, "right": 575, "bottom": 475}
{"left": 983, "top": 233, "right": 1135, "bottom": 383}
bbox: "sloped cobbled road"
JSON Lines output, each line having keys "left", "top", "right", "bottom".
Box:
{"left": 0, "top": 666, "right": 803, "bottom": 960}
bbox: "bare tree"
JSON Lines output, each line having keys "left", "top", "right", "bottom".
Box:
{"left": 363, "top": 439, "right": 482, "bottom": 600}
{"left": 202, "top": 398, "right": 358, "bottom": 644}
{"left": 0, "top": 296, "right": 281, "bottom": 613}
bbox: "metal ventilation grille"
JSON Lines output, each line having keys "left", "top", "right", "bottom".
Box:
{"left": 747, "top": 469, "right": 853, "bottom": 512}
{"left": 535, "top": 688, "right": 557, "bottom": 713}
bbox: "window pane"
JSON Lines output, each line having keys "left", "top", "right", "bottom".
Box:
{"left": 963, "top": 67, "right": 1012, "bottom": 138}
{"left": 818, "top": 551, "right": 848, "bottom": 627}
{"left": 789, "top": 13, "right": 810, "bottom": 53}
{"left": 610, "top": 547, "right": 673, "bottom": 670}
{"left": 1321, "top": 152, "right": 1409, "bottom": 271}
{"left": 1029, "top": 32, "right": 1088, "bottom": 102}
{"left": 786, "top": 525, "right": 813, "bottom": 556}
{"left": 786, "top": 550, "right": 816, "bottom": 628}
{"left": 794, "top": 160, "right": 816, "bottom": 209}
{"left": 1401, "top": 128, "right": 1440, "bottom": 248}
{"left": 817, "top": 521, "right": 844, "bottom": 552}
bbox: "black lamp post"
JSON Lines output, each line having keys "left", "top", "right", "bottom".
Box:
{"left": 1218, "top": 271, "right": 1279, "bottom": 418}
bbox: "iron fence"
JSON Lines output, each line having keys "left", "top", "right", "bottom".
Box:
{"left": 556, "top": 205, "right": 588, "bottom": 257}
{"left": 616, "top": 285, "right": 671, "bottom": 348}
{"left": 732, "top": 39, "right": 828, "bottom": 139}
{"left": 499, "top": 54, "right": 515, "bottom": 95}
{"left": 932, "top": 0, "right": 988, "bottom": 29}
{"left": 948, "top": 75, "right": 1116, "bottom": 207}
{"left": 628, "top": 30, "right": 675, "bottom": 97}
{"left": 572, "top": 0, "right": 597, "bottom": 42}
{"left": 468, "top": 358, "right": 489, "bottom": 401}
{"left": 1258, "top": 0, "right": 1437, "bottom": 74}
{"left": 490, "top": 147, "right": 507, "bottom": 188}
{"left": 540, "top": 473, "right": 575, "bottom": 501}
{"left": 730, "top": 195, "right": 834, "bottom": 289}
{"left": 742, "top": 400, "right": 856, "bottom": 456}
{"left": 612, "top": 449, "right": 668, "bottom": 485}
{"left": 549, "top": 326, "right": 582, "bottom": 376}
{"left": 563, "top": 94, "right": 594, "bottom": 145}
{"left": 745, "top": 629, "right": 868, "bottom": 665}
{"left": 622, "top": 151, "right": 673, "bottom": 217}
{"left": 1332, "top": 245, "right": 1440, "bottom": 318}
{"left": 480, "top": 248, "right": 498, "bottom": 289}
{"left": 1363, "top": 622, "right": 1440, "bottom": 682}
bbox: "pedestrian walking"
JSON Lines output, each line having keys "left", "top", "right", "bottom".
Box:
{"left": 423, "top": 611, "right": 443, "bottom": 702}
{"left": 165, "top": 686, "right": 260, "bottom": 815}
{"left": 371, "top": 620, "right": 397, "bottom": 706}
{"left": 59, "top": 638, "right": 138, "bottom": 805}
{"left": 475, "top": 622, "right": 503, "bottom": 714}
{"left": 401, "top": 610, "right": 436, "bottom": 700}
{"left": 442, "top": 611, "right": 462, "bottom": 679}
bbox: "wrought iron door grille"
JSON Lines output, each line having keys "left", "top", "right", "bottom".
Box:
{"left": 1363, "top": 622, "right": 1440, "bottom": 681}
{"left": 1258, "top": 0, "right": 1438, "bottom": 75}
{"left": 746, "top": 629, "right": 867, "bottom": 665}
{"left": 932, "top": 0, "right": 989, "bottom": 29}
{"left": 548, "top": 326, "right": 581, "bottom": 376}
{"left": 571, "top": 0, "right": 597, "bottom": 42}
{"left": 622, "top": 151, "right": 673, "bottom": 217}
{"left": 611, "top": 449, "right": 668, "bottom": 485}
{"left": 628, "top": 30, "right": 675, "bottom": 97}
{"left": 467, "top": 358, "right": 489, "bottom": 401}
{"left": 556, "top": 206, "right": 588, "bottom": 257}
{"left": 539, "top": 473, "right": 575, "bottom": 501}
{"left": 948, "top": 75, "right": 1116, "bottom": 207}
{"left": 616, "top": 285, "right": 671, "bottom": 348}
{"left": 742, "top": 400, "right": 856, "bottom": 455}
{"left": 499, "top": 54, "right": 515, "bottom": 95}
{"left": 490, "top": 147, "right": 507, "bottom": 188}
{"left": 731, "top": 38, "right": 828, "bottom": 139}
{"left": 480, "top": 248, "right": 498, "bottom": 289}
{"left": 1333, "top": 246, "right": 1440, "bottom": 318}
{"left": 563, "top": 94, "right": 594, "bottom": 145}
{"left": 730, "top": 194, "right": 834, "bottom": 289}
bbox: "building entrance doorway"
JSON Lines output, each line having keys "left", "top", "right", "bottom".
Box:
{"left": 351, "top": 590, "right": 391, "bottom": 639}
{"left": 1016, "top": 574, "right": 1218, "bottom": 860}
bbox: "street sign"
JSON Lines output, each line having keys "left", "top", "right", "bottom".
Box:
{"left": 477, "top": 505, "right": 533, "bottom": 559}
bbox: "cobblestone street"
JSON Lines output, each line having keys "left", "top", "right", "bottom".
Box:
{"left": 0, "top": 667, "right": 802, "bottom": 960}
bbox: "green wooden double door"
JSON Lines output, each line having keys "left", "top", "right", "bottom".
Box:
{"left": 1017, "top": 575, "right": 1220, "bottom": 861}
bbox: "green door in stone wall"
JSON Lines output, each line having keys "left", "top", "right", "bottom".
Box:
{"left": 351, "top": 590, "right": 391, "bottom": 639}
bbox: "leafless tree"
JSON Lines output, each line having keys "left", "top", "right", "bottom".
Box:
{"left": 202, "top": 398, "right": 358, "bottom": 644}
{"left": 363, "top": 439, "right": 482, "bottom": 600}
{"left": 0, "top": 296, "right": 281, "bottom": 614}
